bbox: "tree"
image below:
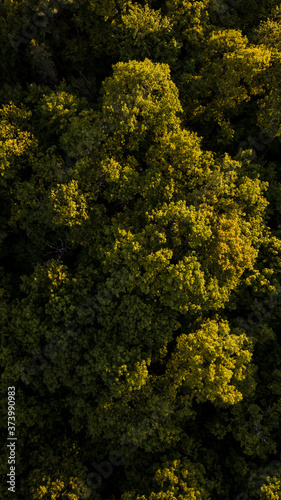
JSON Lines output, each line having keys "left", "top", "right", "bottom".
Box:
{"left": 1, "top": 3, "right": 281, "bottom": 499}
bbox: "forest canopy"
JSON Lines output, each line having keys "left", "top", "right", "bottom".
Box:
{"left": 1, "top": 1, "right": 281, "bottom": 499}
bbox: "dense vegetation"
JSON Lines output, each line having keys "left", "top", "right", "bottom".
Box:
{"left": 1, "top": 0, "right": 281, "bottom": 498}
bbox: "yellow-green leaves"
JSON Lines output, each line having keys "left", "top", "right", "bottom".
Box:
{"left": 166, "top": 319, "right": 253, "bottom": 405}
{"left": 123, "top": 457, "right": 216, "bottom": 500}
{"left": 205, "top": 212, "right": 258, "bottom": 286}
{"left": 37, "top": 90, "right": 87, "bottom": 135}
{"left": 47, "top": 180, "right": 89, "bottom": 227}
{"left": 111, "top": 4, "right": 181, "bottom": 65}
{"left": 100, "top": 156, "right": 140, "bottom": 202}
{"left": 0, "top": 101, "right": 34, "bottom": 183}
{"left": 179, "top": 28, "right": 272, "bottom": 146}
{"left": 101, "top": 59, "right": 183, "bottom": 151}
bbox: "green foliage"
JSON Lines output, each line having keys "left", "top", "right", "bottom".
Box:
{"left": 1, "top": 2, "right": 281, "bottom": 500}
{"left": 165, "top": 318, "right": 254, "bottom": 405}
{"left": 165, "top": 0, "right": 211, "bottom": 52}
{"left": 121, "top": 457, "right": 216, "bottom": 499}
{"left": 0, "top": 101, "right": 35, "bottom": 184}
{"left": 100, "top": 58, "right": 183, "bottom": 152}
{"left": 110, "top": 4, "right": 181, "bottom": 65}
{"left": 178, "top": 28, "right": 273, "bottom": 147}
